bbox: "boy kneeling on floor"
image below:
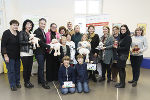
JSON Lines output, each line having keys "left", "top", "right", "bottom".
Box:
{"left": 58, "top": 56, "right": 76, "bottom": 94}
{"left": 75, "top": 54, "right": 90, "bottom": 93}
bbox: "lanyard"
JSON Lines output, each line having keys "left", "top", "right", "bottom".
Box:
{"left": 66, "top": 68, "right": 68, "bottom": 81}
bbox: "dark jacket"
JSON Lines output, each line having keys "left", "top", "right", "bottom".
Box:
{"left": 117, "top": 33, "right": 132, "bottom": 56}
{"left": 58, "top": 65, "right": 76, "bottom": 86}
{"left": 117, "top": 33, "right": 132, "bottom": 67}
{"left": 1, "top": 29, "right": 20, "bottom": 59}
{"left": 33, "top": 28, "right": 50, "bottom": 55}
{"left": 88, "top": 34, "right": 100, "bottom": 54}
{"left": 113, "top": 34, "right": 120, "bottom": 61}
{"left": 71, "top": 32, "right": 82, "bottom": 50}
{"left": 60, "top": 45, "right": 70, "bottom": 59}
{"left": 74, "top": 63, "right": 88, "bottom": 83}
{"left": 19, "top": 31, "right": 33, "bottom": 52}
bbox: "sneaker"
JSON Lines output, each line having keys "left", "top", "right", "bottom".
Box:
{"left": 28, "top": 82, "right": 34, "bottom": 88}
{"left": 24, "top": 83, "right": 32, "bottom": 88}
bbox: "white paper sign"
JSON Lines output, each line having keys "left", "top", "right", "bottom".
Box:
{"left": 87, "top": 63, "right": 96, "bottom": 71}
{"left": 64, "top": 81, "right": 73, "bottom": 88}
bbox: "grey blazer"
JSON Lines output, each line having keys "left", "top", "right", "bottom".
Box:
{"left": 101, "top": 35, "right": 114, "bottom": 64}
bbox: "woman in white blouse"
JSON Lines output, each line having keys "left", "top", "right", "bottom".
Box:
{"left": 129, "top": 27, "right": 148, "bottom": 87}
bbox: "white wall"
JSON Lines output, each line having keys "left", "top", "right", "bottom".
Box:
{"left": 103, "top": 0, "right": 150, "bottom": 57}
{"left": 4, "top": 0, "right": 74, "bottom": 31}
{"left": 2, "top": 0, "right": 150, "bottom": 57}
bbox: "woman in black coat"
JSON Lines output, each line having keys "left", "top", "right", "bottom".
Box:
{"left": 87, "top": 25, "right": 100, "bottom": 82}
{"left": 19, "top": 19, "right": 34, "bottom": 88}
{"left": 114, "top": 24, "right": 132, "bottom": 88}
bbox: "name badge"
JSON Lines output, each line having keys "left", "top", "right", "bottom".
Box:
{"left": 87, "top": 63, "right": 96, "bottom": 71}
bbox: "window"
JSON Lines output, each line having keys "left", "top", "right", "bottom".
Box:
{"left": 74, "top": 0, "right": 86, "bottom": 14}
{"left": 74, "top": 0, "right": 103, "bottom": 33}
{"left": 74, "top": 0, "right": 102, "bottom": 15}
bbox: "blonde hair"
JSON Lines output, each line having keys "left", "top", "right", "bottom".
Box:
{"left": 103, "top": 26, "right": 110, "bottom": 34}
{"left": 74, "top": 25, "right": 80, "bottom": 30}
{"left": 113, "top": 26, "right": 119, "bottom": 30}
{"left": 62, "top": 56, "right": 70, "bottom": 62}
{"left": 60, "top": 36, "right": 67, "bottom": 44}
{"left": 134, "top": 27, "right": 144, "bottom": 36}
{"left": 77, "top": 54, "right": 84, "bottom": 59}
{"left": 81, "top": 34, "right": 88, "bottom": 41}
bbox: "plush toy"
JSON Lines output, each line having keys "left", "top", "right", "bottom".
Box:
{"left": 132, "top": 45, "right": 140, "bottom": 54}
{"left": 78, "top": 41, "right": 91, "bottom": 62}
{"left": 49, "top": 39, "right": 61, "bottom": 56}
{"left": 96, "top": 42, "right": 104, "bottom": 50}
{"left": 113, "top": 40, "right": 118, "bottom": 47}
{"left": 66, "top": 41, "right": 77, "bottom": 64}
{"left": 29, "top": 33, "right": 40, "bottom": 49}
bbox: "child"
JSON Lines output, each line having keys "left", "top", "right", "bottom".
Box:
{"left": 75, "top": 54, "right": 90, "bottom": 93}
{"left": 66, "top": 34, "right": 77, "bottom": 65}
{"left": 58, "top": 56, "right": 76, "bottom": 94}
{"left": 77, "top": 34, "right": 91, "bottom": 62}
{"left": 60, "top": 36, "right": 70, "bottom": 60}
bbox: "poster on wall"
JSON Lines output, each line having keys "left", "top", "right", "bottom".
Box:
{"left": 86, "top": 15, "right": 110, "bottom": 38}
{"left": 74, "top": 14, "right": 110, "bottom": 37}
{"left": 137, "top": 23, "right": 147, "bottom": 35}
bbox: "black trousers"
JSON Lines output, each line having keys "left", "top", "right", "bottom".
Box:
{"left": 21, "top": 56, "right": 33, "bottom": 83}
{"left": 119, "top": 68, "right": 126, "bottom": 85}
{"left": 130, "top": 55, "right": 143, "bottom": 82}
{"left": 46, "top": 53, "right": 61, "bottom": 82}
{"left": 101, "top": 61, "right": 111, "bottom": 80}
{"left": 117, "top": 56, "right": 127, "bottom": 85}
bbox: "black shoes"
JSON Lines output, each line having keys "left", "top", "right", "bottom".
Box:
{"left": 92, "top": 77, "right": 97, "bottom": 82}
{"left": 42, "top": 83, "right": 50, "bottom": 89}
{"left": 99, "top": 77, "right": 105, "bottom": 82}
{"left": 16, "top": 84, "right": 21, "bottom": 88}
{"left": 107, "top": 79, "right": 111, "bottom": 83}
{"left": 132, "top": 81, "right": 137, "bottom": 87}
{"left": 128, "top": 80, "right": 135, "bottom": 83}
{"left": 11, "top": 86, "right": 17, "bottom": 91}
{"left": 115, "top": 83, "right": 121, "bottom": 87}
{"left": 115, "top": 83, "right": 125, "bottom": 88}
{"left": 128, "top": 80, "right": 137, "bottom": 87}
{"left": 24, "top": 82, "right": 34, "bottom": 88}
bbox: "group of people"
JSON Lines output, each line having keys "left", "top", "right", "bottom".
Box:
{"left": 1, "top": 18, "right": 147, "bottom": 95}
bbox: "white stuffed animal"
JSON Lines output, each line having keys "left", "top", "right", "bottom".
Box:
{"left": 49, "top": 39, "right": 61, "bottom": 56}
{"left": 96, "top": 42, "right": 104, "bottom": 50}
{"left": 66, "top": 41, "right": 77, "bottom": 64}
{"left": 78, "top": 41, "right": 91, "bottom": 62}
{"left": 29, "top": 33, "right": 40, "bottom": 49}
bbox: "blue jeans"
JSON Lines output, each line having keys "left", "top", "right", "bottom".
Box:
{"left": 35, "top": 54, "right": 45, "bottom": 84}
{"left": 4, "top": 58, "right": 20, "bottom": 88}
{"left": 61, "top": 87, "right": 76, "bottom": 94}
{"left": 77, "top": 82, "right": 89, "bottom": 93}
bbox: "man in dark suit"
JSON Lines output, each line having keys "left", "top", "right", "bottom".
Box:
{"left": 34, "top": 18, "right": 50, "bottom": 89}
